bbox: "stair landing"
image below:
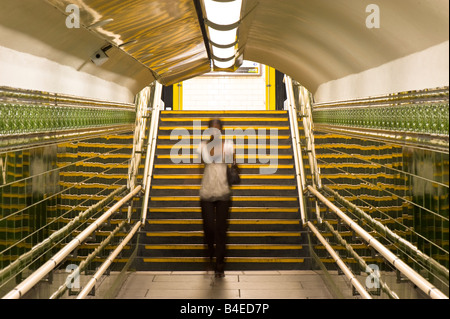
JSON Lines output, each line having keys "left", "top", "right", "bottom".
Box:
{"left": 115, "top": 270, "right": 334, "bottom": 299}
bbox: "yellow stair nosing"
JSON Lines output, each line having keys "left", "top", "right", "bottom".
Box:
{"left": 144, "top": 244, "right": 303, "bottom": 250}
{"left": 146, "top": 231, "right": 301, "bottom": 237}
{"left": 156, "top": 155, "right": 293, "bottom": 159}
{"left": 143, "top": 257, "right": 304, "bottom": 263}
{"left": 150, "top": 196, "right": 298, "bottom": 201}
{"left": 151, "top": 185, "right": 296, "bottom": 190}
{"left": 147, "top": 219, "right": 300, "bottom": 225}
{"left": 153, "top": 174, "right": 295, "bottom": 179}
{"left": 154, "top": 164, "right": 293, "bottom": 169}
{"left": 153, "top": 164, "right": 293, "bottom": 167}
{"left": 159, "top": 126, "right": 290, "bottom": 130}
{"left": 161, "top": 117, "right": 288, "bottom": 122}
{"left": 161, "top": 111, "right": 287, "bottom": 115}
{"left": 158, "top": 135, "right": 290, "bottom": 140}
{"left": 157, "top": 145, "right": 291, "bottom": 149}
{"left": 149, "top": 207, "right": 299, "bottom": 213}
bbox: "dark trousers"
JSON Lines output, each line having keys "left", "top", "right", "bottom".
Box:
{"left": 200, "top": 199, "right": 231, "bottom": 272}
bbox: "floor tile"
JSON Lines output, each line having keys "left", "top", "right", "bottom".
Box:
{"left": 145, "top": 289, "right": 241, "bottom": 299}
{"left": 116, "top": 271, "right": 333, "bottom": 299}
{"left": 239, "top": 290, "right": 304, "bottom": 299}
{"left": 153, "top": 274, "right": 239, "bottom": 282}
{"left": 238, "top": 274, "right": 324, "bottom": 283}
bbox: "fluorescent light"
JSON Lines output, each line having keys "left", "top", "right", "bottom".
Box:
{"left": 212, "top": 46, "right": 235, "bottom": 60}
{"left": 214, "top": 58, "right": 235, "bottom": 69}
{"left": 203, "top": 0, "right": 243, "bottom": 70}
{"left": 204, "top": 0, "right": 242, "bottom": 25}
{"left": 208, "top": 27, "right": 237, "bottom": 46}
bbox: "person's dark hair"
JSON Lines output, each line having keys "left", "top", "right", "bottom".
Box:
{"left": 208, "top": 118, "right": 223, "bottom": 131}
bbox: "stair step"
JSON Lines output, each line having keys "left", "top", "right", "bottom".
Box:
{"left": 157, "top": 145, "right": 292, "bottom": 150}
{"left": 144, "top": 244, "right": 303, "bottom": 250}
{"left": 146, "top": 219, "right": 301, "bottom": 231}
{"left": 146, "top": 231, "right": 302, "bottom": 237}
{"left": 151, "top": 185, "right": 296, "bottom": 190}
{"left": 148, "top": 219, "right": 300, "bottom": 225}
{"left": 149, "top": 207, "right": 299, "bottom": 213}
{"left": 141, "top": 244, "right": 305, "bottom": 258}
{"left": 161, "top": 117, "right": 289, "bottom": 123}
{"left": 142, "top": 257, "right": 304, "bottom": 263}
{"left": 156, "top": 154, "right": 293, "bottom": 160}
{"left": 158, "top": 135, "right": 290, "bottom": 141}
{"left": 152, "top": 174, "right": 295, "bottom": 179}
{"left": 159, "top": 126, "right": 291, "bottom": 131}
{"left": 150, "top": 196, "right": 298, "bottom": 202}
{"left": 144, "top": 231, "right": 303, "bottom": 245}
{"left": 138, "top": 110, "right": 307, "bottom": 271}
{"left": 161, "top": 111, "right": 288, "bottom": 115}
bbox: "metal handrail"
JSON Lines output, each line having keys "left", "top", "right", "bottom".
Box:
{"left": 0, "top": 85, "right": 135, "bottom": 110}
{"left": 0, "top": 185, "right": 126, "bottom": 285}
{"left": 141, "top": 82, "right": 163, "bottom": 225}
{"left": 306, "top": 221, "right": 372, "bottom": 299}
{"left": 285, "top": 76, "right": 307, "bottom": 225}
{"left": 307, "top": 185, "right": 448, "bottom": 299}
{"left": 285, "top": 76, "right": 447, "bottom": 299}
{"left": 129, "top": 84, "right": 157, "bottom": 191}
{"left": 322, "top": 220, "right": 399, "bottom": 299}
{"left": 312, "top": 86, "right": 448, "bottom": 110}
{"left": 289, "top": 78, "right": 323, "bottom": 223}
{"left": 76, "top": 221, "right": 142, "bottom": 299}
{"left": 287, "top": 77, "right": 371, "bottom": 298}
{"left": 2, "top": 185, "right": 142, "bottom": 299}
{"left": 324, "top": 185, "right": 449, "bottom": 282}
{"left": 74, "top": 83, "right": 162, "bottom": 298}
{"left": 1, "top": 83, "right": 163, "bottom": 299}
{"left": 49, "top": 220, "right": 127, "bottom": 299}
{"left": 295, "top": 82, "right": 322, "bottom": 189}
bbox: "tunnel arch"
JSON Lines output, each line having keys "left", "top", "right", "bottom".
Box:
{"left": 0, "top": 0, "right": 448, "bottom": 103}
{"left": 240, "top": 0, "right": 449, "bottom": 101}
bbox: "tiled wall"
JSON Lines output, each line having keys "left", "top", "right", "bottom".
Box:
{"left": 182, "top": 67, "right": 267, "bottom": 110}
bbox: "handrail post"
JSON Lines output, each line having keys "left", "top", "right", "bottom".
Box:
{"left": 292, "top": 81, "right": 322, "bottom": 223}
{"left": 140, "top": 82, "right": 163, "bottom": 226}
{"left": 307, "top": 185, "right": 448, "bottom": 299}
{"left": 76, "top": 221, "right": 142, "bottom": 299}
{"left": 299, "top": 86, "right": 321, "bottom": 189}
{"left": 306, "top": 221, "right": 373, "bottom": 299}
{"left": 2, "top": 186, "right": 142, "bottom": 299}
{"left": 128, "top": 85, "right": 153, "bottom": 191}
{"left": 285, "top": 75, "right": 307, "bottom": 225}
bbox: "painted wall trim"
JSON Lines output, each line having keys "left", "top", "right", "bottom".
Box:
{"left": 0, "top": 45, "right": 135, "bottom": 103}
{"left": 173, "top": 82, "right": 183, "bottom": 111}
{"left": 314, "top": 41, "right": 449, "bottom": 103}
{"left": 266, "top": 66, "right": 276, "bottom": 110}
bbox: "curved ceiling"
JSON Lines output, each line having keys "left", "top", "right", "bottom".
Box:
{"left": 44, "top": 0, "right": 211, "bottom": 85}
{"left": 1, "top": 0, "right": 448, "bottom": 99}
{"left": 241, "top": 0, "right": 449, "bottom": 94}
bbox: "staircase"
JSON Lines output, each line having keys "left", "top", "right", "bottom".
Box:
{"left": 308, "top": 130, "right": 410, "bottom": 271}
{"left": 136, "top": 110, "right": 309, "bottom": 271}
{"left": 53, "top": 132, "right": 139, "bottom": 269}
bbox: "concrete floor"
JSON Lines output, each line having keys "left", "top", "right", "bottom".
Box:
{"left": 115, "top": 270, "right": 334, "bottom": 299}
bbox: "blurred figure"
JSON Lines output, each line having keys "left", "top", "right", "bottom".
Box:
{"left": 196, "top": 119, "right": 235, "bottom": 278}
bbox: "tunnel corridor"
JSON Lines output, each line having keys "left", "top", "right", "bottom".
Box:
{"left": 0, "top": 0, "right": 448, "bottom": 302}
